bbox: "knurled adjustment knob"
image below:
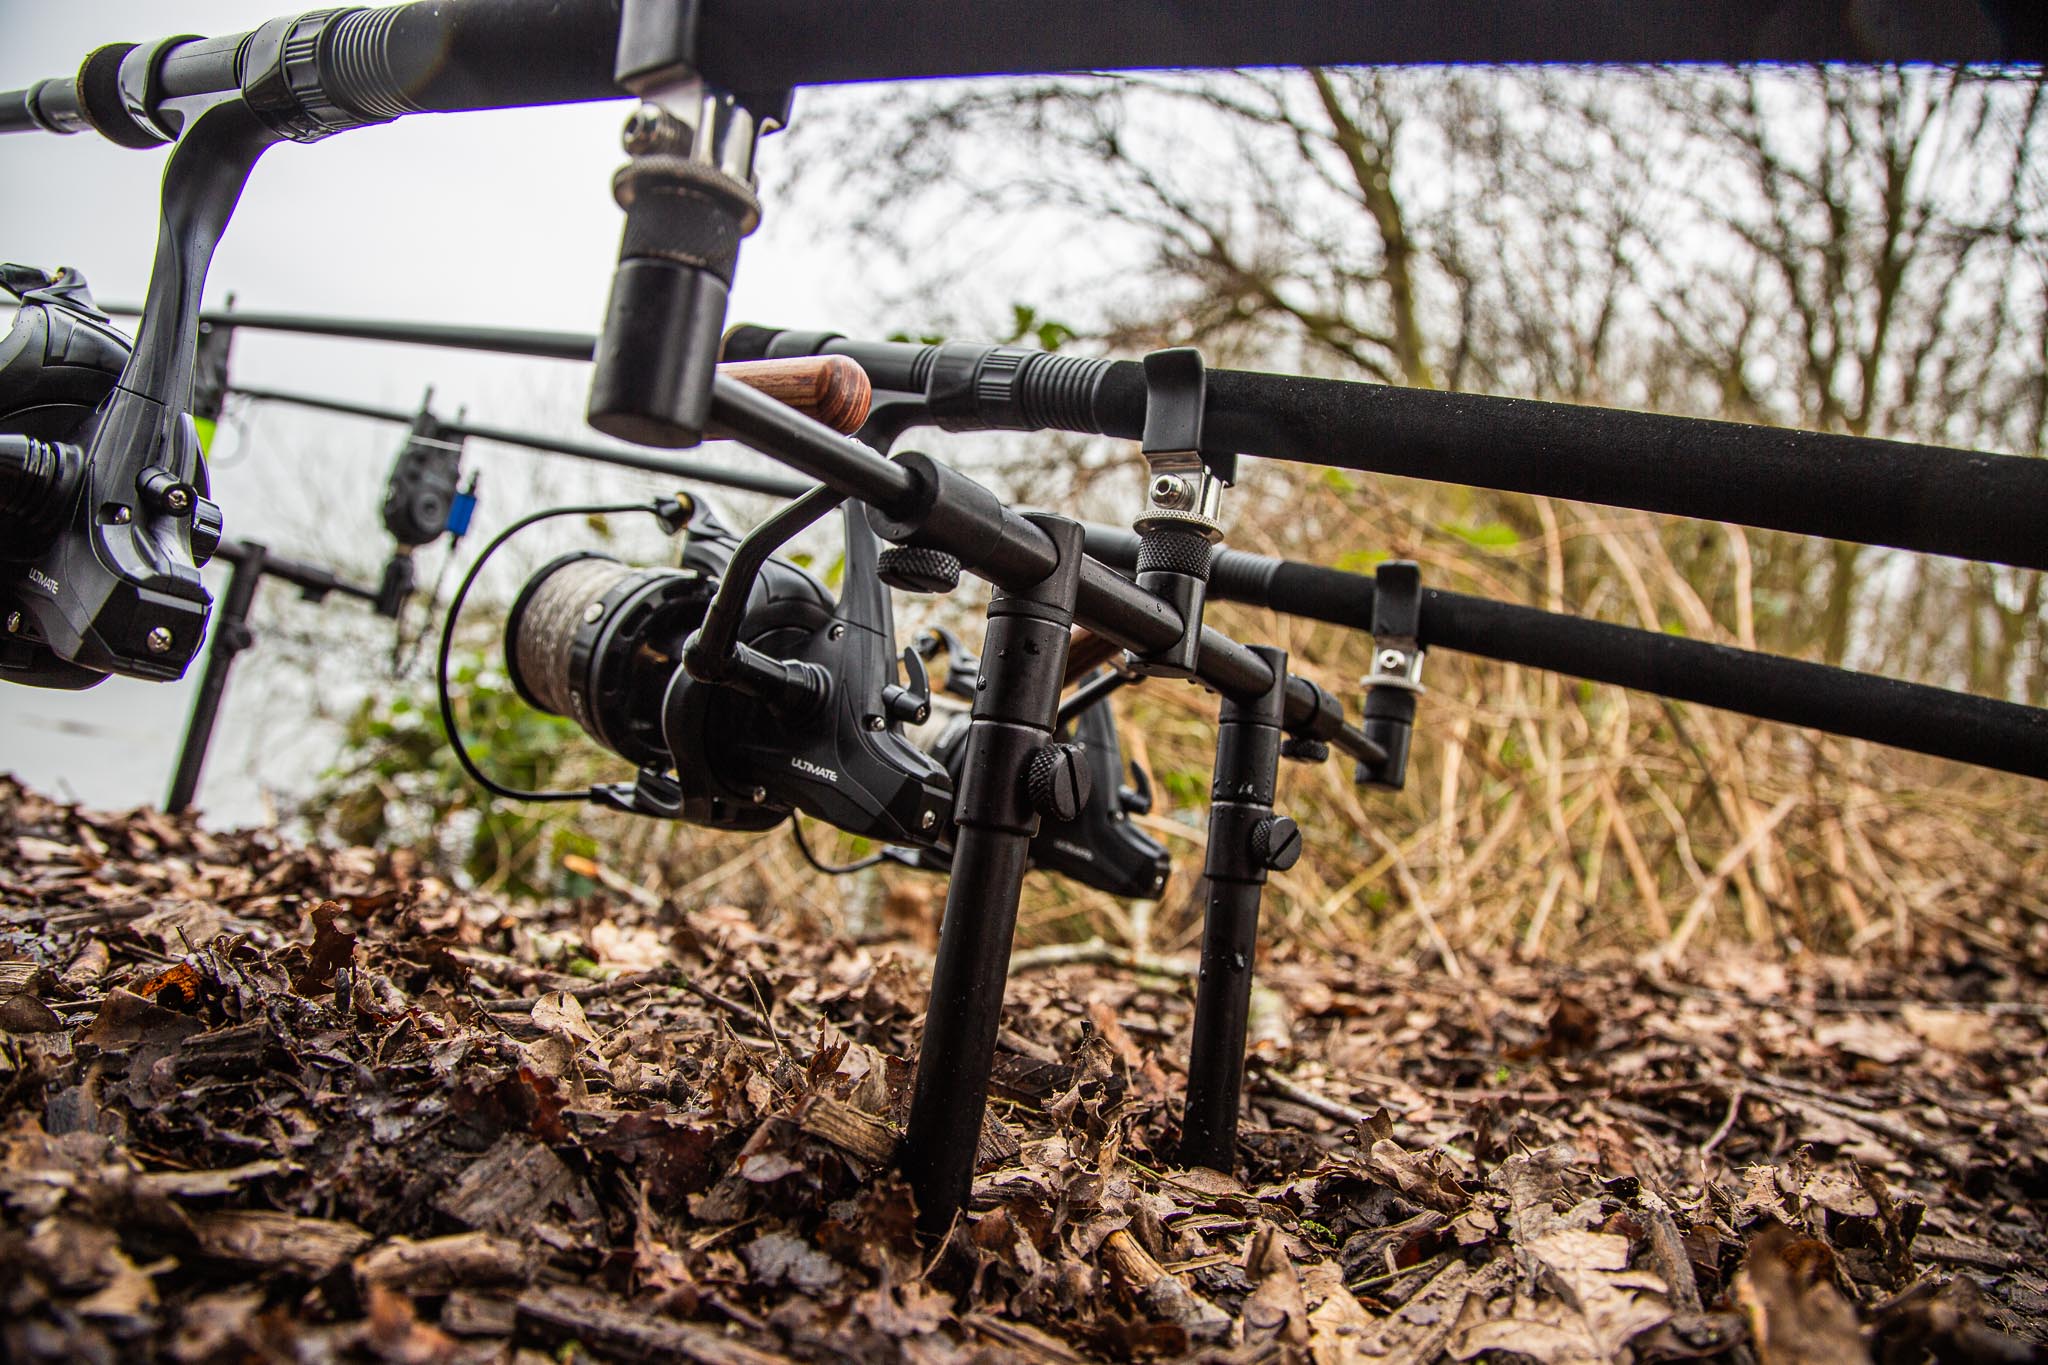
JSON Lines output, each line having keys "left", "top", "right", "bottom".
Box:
{"left": 876, "top": 545, "right": 962, "bottom": 594}
{"left": 1251, "top": 815, "right": 1303, "bottom": 871}
{"left": 1024, "top": 743, "right": 1092, "bottom": 821}
{"left": 1280, "top": 734, "right": 1330, "bottom": 764}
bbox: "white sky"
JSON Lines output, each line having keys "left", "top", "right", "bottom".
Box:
{"left": 0, "top": 1, "right": 946, "bottom": 820}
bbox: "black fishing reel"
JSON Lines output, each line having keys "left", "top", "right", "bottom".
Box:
{"left": 1, "top": 265, "right": 223, "bottom": 690}
{"left": 504, "top": 500, "right": 953, "bottom": 844}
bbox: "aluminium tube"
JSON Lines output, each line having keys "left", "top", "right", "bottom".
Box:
{"left": 166, "top": 545, "right": 267, "bottom": 813}
{"left": 159, "top": 310, "right": 598, "bottom": 362}
{"left": 1084, "top": 525, "right": 2048, "bottom": 781}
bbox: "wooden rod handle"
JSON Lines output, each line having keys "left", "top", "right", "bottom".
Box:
{"left": 715, "top": 355, "right": 873, "bottom": 435}
{"left": 1064, "top": 627, "right": 1126, "bottom": 684}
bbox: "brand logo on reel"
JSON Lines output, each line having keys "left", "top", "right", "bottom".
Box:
{"left": 790, "top": 756, "right": 839, "bottom": 783}
{"left": 26, "top": 567, "right": 58, "bottom": 595}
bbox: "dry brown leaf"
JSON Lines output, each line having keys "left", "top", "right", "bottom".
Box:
{"left": 1302, "top": 1260, "right": 1373, "bottom": 1365}
{"left": 1243, "top": 1223, "right": 1311, "bottom": 1349}
{"left": 1734, "top": 1225, "right": 1871, "bottom": 1365}
{"left": 1816, "top": 1017, "right": 1921, "bottom": 1065}
{"left": 530, "top": 990, "right": 599, "bottom": 1045}
{"left": 1900, "top": 1005, "right": 1996, "bottom": 1055}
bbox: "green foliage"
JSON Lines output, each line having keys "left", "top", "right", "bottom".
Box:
{"left": 887, "top": 303, "right": 1077, "bottom": 353}
{"left": 305, "top": 655, "right": 601, "bottom": 897}
{"left": 1158, "top": 767, "right": 1209, "bottom": 806}
{"left": 1440, "top": 519, "right": 1521, "bottom": 552}
{"left": 1002, "top": 303, "right": 1076, "bottom": 352}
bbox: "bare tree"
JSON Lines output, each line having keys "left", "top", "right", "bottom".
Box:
{"left": 793, "top": 66, "right": 2047, "bottom": 697}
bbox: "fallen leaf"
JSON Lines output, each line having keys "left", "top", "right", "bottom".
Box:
{"left": 1900, "top": 1005, "right": 1995, "bottom": 1055}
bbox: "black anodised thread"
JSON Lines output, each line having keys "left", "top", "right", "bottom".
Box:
{"left": 0, "top": 436, "right": 84, "bottom": 547}
{"left": 906, "top": 346, "right": 938, "bottom": 392}
{"left": 324, "top": 6, "right": 420, "bottom": 121}
{"left": 1017, "top": 352, "right": 1114, "bottom": 434}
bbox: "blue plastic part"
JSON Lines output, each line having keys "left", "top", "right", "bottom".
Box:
{"left": 446, "top": 490, "right": 477, "bottom": 537}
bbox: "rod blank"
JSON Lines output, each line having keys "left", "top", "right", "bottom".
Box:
{"left": 765, "top": 330, "right": 2048, "bottom": 572}
{"left": 1084, "top": 526, "right": 2048, "bottom": 781}
{"left": 1182, "top": 370, "right": 2048, "bottom": 573}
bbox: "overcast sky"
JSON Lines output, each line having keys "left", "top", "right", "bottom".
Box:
{"left": 0, "top": 1, "right": 935, "bottom": 820}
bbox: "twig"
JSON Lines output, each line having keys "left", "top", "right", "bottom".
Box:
{"left": 478, "top": 966, "right": 680, "bottom": 1013}
{"left": 1007, "top": 937, "right": 1194, "bottom": 977}
{"left": 1699, "top": 1082, "right": 1746, "bottom": 1158}
{"left": 1366, "top": 826, "right": 1463, "bottom": 979}
{"left": 1656, "top": 793, "right": 1799, "bottom": 962}
{"left": 744, "top": 973, "right": 787, "bottom": 1057}
{"left": 560, "top": 853, "right": 663, "bottom": 908}
{"left": 1251, "top": 1060, "right": 1378, "bottom": 1126}
{"left": 1743, "top": 1071, "right": 1971, "bottom": 1170}
{"left": 676, "top": 977, "right": 772, "bottom": 1035}
{"left": 1647, "top": 977, "right": 2048, "bottom": 1017}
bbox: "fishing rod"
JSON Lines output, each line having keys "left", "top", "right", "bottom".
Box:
{"left": 1085, "top": 528, "right": 2048, "bottom": 782}
{"left": 727, "top": 327, "right": 2048, "bottom": 574}
{"left": 115, "top": 303, "right": 2048, "bottom": 571}
{"left": 229, "top": 369, "right": 2047, "bottom": 780}
{"left": 5, "top": 0, "right": 2026, "bottom": 150}
{"left": 229, "top": 382, "right": 814, "bottom": 499}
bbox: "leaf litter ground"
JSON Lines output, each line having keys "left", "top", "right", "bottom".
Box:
{"left": 2, "top": 776, "right": 2044, "bottom": 1364}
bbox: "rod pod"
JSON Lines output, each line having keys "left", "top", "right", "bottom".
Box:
{"left": 900, "top": 514, "right": 1088, "bottom": 1234}
{"left": 165, "top": 541, "right": 380, "bottom": 813}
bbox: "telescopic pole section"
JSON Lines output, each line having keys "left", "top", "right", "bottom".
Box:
{"left": 165, "top": 543, "right": 268, "bottom": 814}
{"left": 1179, "top": 644, "right": 1295, "bottom": 1171}
{"left": 901, "top": 515, "right": 1087, "bottom": 1235}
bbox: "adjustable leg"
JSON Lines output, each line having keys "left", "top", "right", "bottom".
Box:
{"left": 901, "top": 515, "right": 1086, "bottom": 1234}
{"left": 1180, "top": 644, "right": 1297, "bottom": 1170}
{"left": 165, "top": 543, "right": 265, "bottom": 814}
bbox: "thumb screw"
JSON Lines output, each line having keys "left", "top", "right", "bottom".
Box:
{"left": 1024, "top": 743, "right": 1091, "bottom": 821}
{"left": 1251, "top": 815, "right": 1302, "bottom": 871}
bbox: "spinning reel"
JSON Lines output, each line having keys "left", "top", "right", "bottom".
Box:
{"left": 503, "top": 499, "right": 953, "bottom": 845}
{"left": 504, "top": 500, "right": 1175, "bottom": 899}
{"left": 0, "top": 265, "right": 222, "bottom": 690}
